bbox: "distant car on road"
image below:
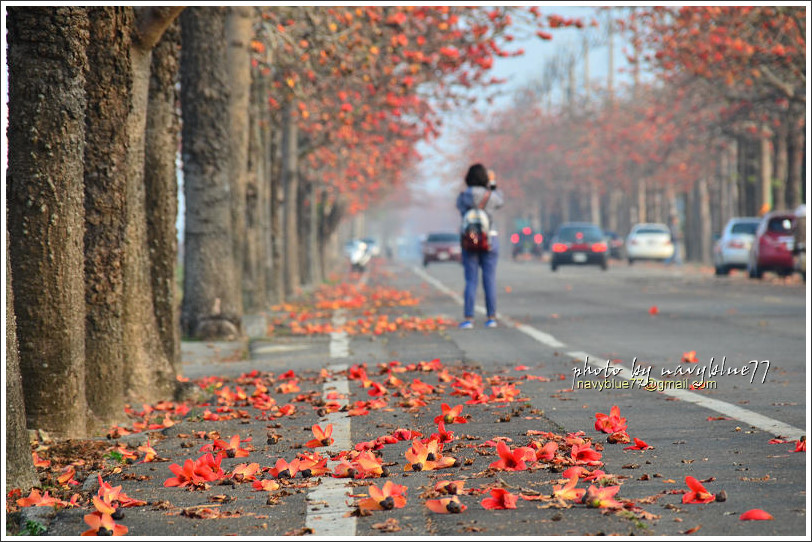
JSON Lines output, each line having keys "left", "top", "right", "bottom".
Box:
{"left": 625, "top": 223, "right": 674, "bottom": 264}
{"left": 748, "top": 211, "right": 797, "bottom": 279}
{"left": 549, "top": 222, "right": 608, "bottom": 271}
{"left": 713, "top": 217, "right": 761, "bottom": 275}
{"left": 510, "top": 227, "right": 544, "bottom": 261}
{"left": 603, "top": 230, "right": 625, "bottom": 260}
{"left": 422, "top": 232, "right": 462, "bottom": 267}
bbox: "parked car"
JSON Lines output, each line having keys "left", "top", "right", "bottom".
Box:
{"left": 748, "top": 211, "right": 797, "bottom": 279}
{"left": 792, "top": 204, "right": 806, "bottom": 281}
{"left": 549, "top": 222, "right": 608, "bottom": 271}
{"left": 510, "top": 227, "right": 544, "bottom": 261}
{"left": 713, "top": 217, "right": 762, "bottom": 275}
{"left": 422, "top": 232, "right": 462, "bottom": 267}
{"left": 626, "top": 223, "right": 674, "bottom": 264}
{"left": 603, "top": 230, "right": 625, "bottom": 260}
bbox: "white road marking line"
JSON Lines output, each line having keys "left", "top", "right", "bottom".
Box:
{"left": 304, "top": 318, "right": 356, "bottom": 536}
{"left": 253, "top": 344, "right": 311, "bottom": 354}
{"left": 412, "top": 266, "right": 805, "bottom": 440}
{"left": 328, "top": 310, "right": 349, "bottom": 359}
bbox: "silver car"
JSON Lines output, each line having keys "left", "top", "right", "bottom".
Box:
{"left": 713, "top": 217, "right": 761, "bottom": 275}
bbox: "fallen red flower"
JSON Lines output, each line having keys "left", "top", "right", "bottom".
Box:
{"left": 624, "top": 437, "right": 653, "bottom": 451}
{"left": 594, "top": 405, "right": 628, "bottom": 434}
{"left": 739, "top": 509, "right": 774, "bottom": 521}
{"left": 682, "top": 476, "right": 716, "bottom": 504}
{"left": 425, "top": 496, "right": 467, "bottom": 514}
{"left": 434, "top": 403, "right": 467, "bottom": 425}
{"left": 481, "top": 487, "right": 519, "bottom": 510}
{"left": 489, "top": 440, "right": 535, "bottom": 471}
{"left": 305, "top": 424, "right": 335, "bottom": 448}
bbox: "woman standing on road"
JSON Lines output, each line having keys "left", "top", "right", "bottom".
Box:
{"left": 456, "top": 163, "right": 504, "bottom": 329}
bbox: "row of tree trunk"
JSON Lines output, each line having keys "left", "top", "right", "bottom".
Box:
{"left": 5, "top": 6, "right": 348, "bottom": 492}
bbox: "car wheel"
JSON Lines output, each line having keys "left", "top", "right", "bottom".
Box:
{"left": 601, "top": 258, "right": 608, "bottom": 271}
{"left": 628, "top": 258, "right": 634, "bottom": 265}
{"left": 551, "top": 262, "right": 558, "bottom": 272}
{"left": 423, "top": 259, "right": 429, "bottom": 268}
{"left": 715, "top": 264, "right": 729, "bottom": 276}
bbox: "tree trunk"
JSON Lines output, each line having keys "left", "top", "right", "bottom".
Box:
{"left": 144, "top": 18, "right": 181, "bottom": 373}
{"left": 696, "top": 177, "right": 712, "bottom": 263}
{"left": 298, "top": 177, "right": 312, "bottom": 287}
{"left": 590, "top": 186, "right": 601, "bottom": 227}
{"left": 758, "top": 130, "right": 773, "bottom": 215}
{"left": 5, "top": 238, "right": 39, "bottom": 492}
{"left": 787, "top": 122, "right": 804, "bottom": 210}
{"left": 7, "top": 7, "right": 89, "bottom": 438}
{"left": 122, "top": 7, "right": 183, "bottom": 405}
{"left": 309, "top": 180, "right": 323, "bottom": 284}
{"left": 282, "top": 102, "right": 301, "bottom": 297}
{"left": 226, "top": 6, "right": 253, "bottom": 312}
{"left": 83, "top": 6, "right": 132, "bottom": 430}
{"left": 270, "top": 125, "right": 285, "bottom": 303}
{"left": 772, "top": 120, "right": 788, "bottom": 211}
{"left": 244, "top": 65, "right": 269, "bottom": 311}
{"left": 180, "top": 7, "right": 242, "bottom": 340}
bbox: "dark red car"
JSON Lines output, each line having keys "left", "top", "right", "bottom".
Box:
{"left": 422, "top": 232, "right": 462, "bottom": 267}
{"left": 747, "top": 211, "right": 796, "bottom": 278}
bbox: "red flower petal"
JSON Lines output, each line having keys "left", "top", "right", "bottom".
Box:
{"left": 740, "top": 509, "right": 774, "bottom": 521}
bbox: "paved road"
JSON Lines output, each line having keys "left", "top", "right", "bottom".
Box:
{"left": 33, "top": 256, "right": 807, "bottom": 538}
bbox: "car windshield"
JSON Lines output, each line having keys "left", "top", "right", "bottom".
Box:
{"left": 633, "top": 227, "right": 669, "bottom": 235}
{"left": 427, "top": 233, "right": 459, "bottom": 243}
{"left": 767, "top": 217, "right": 793, "bottom": 234}
{"left": 556, "top": 227, "right": 603, "bottom": 243}
{"left": 730, "top": 222, "right": 759, "bottom": 235}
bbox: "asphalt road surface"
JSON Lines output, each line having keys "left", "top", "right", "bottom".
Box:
{"left": 36, "top": 255, "right": 808, "bottom": 538}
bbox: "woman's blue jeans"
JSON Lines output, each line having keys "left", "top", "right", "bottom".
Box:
{"left": 462, "top": 247, "right": 499, "bottom": 319}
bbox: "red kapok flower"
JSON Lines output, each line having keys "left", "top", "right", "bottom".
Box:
{"left": 426, "top": 496, "right": 467, "bottom": 514}
{"left": 489, "top": 440, "right": 535, "bottom": 471}
{"left": 624, "top": 437, "right": 653, "bottom": 451}
{"left": 553, "top": 475, "right": 586, "bottom": 502}
{"left": 571, "top": 442, "right": 603, "bottom": 466}
{"left": 594, "top": 405, "right": 628, "bottom": 434}
{"left": 82, "top": 511, "right": 128, "bottom": 536}
{"left": 358, "top": 481, "right": 408, "bottom": 511}
{"left": 481, "top": 487, "right": 519, "bottom": 510}
{"left": 739, "top": 509, "right": 774, "bottom": 521}
{"left": 305, "top": 424, "right": 334, "bottom": 448}
{"left": 434, "top": 403, "right": 467, "bottom": 425}
{"left": 682, "top": 476, "right": 716, "bottom": 504}
{"left": 584, "top": 484, "right": 622, "bottom": 509}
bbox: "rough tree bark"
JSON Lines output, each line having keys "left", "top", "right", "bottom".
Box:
{"left": 225, "top": 6, "right": 253, "bottom": 313}
{"left": 5, "top": 238, "right": 39, "bottom": 492}
{"left": 244, "top": 63, "right": 269, "bottom": 311}
{"left": 787, "top": 122, "right": 805, "bottom": 210}
{"left": 282, "top": 101, "right": 301, "bottom": 297}
{"left": 772, "top": 119, "right": 788, "bottom": 211}
{"left": 7, "top": 7, "right": 89, "bottom": 438}
{"left": 144, "top": 18, "right": 182, "bottom": 374}
{"left": 180, "top": 7, "right": 243, "bottom": 339}
{"left": 122, "top": 6, "right": 184, "bottom": 404}
{"left": 83, "top": 6, "right": 133, "bottom": 430}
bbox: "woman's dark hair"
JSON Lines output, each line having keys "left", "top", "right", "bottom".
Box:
{"left": 465, "top": 163, "right": 489, "bottom": 187}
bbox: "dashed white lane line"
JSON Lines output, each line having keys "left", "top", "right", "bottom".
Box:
{"left": 411, "top": 265, "right": 805, "bottom": 440}
{"left": 304, "top": 313, "right": 355, "bottom": 536}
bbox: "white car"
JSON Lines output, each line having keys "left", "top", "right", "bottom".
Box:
{"left": 713, "top": 217, "right": 761, "bottom": 275}
{"left": 626, "top": 223, "right": 674, "bottom": 264}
